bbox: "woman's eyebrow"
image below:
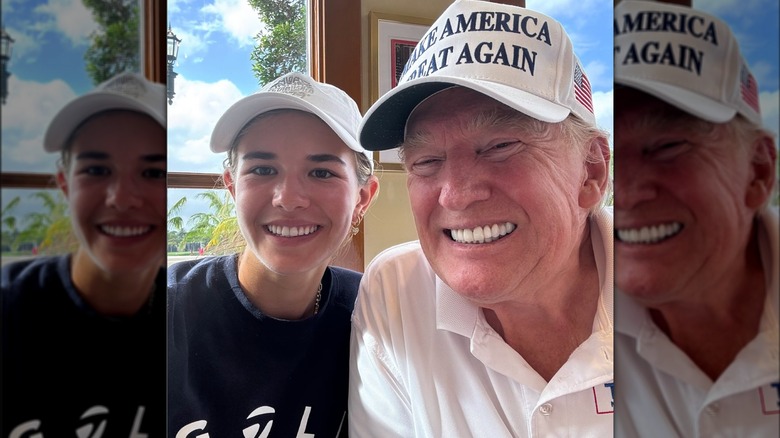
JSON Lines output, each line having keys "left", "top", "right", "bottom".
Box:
{"left": 242, "top": 151, "right": 277, "bottom": 161}
{"left": 75, "top": 151, "right": 110, "bottom": 160}
{"left": 307, "top": 154, "right": 346, "bottom": 165}
{"left": 75, "top": 152, "right": 166, "bottom": 162}
{"left": 141, "top": 154, "right": 166, "bottom": 163}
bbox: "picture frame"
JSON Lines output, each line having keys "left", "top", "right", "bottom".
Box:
{"left": 369, "top": 12, "right": 433, "bottom": 170}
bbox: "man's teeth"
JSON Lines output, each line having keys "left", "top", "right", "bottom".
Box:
{"left": 267, "top": 225, "right": 318, "bottom": 237}
{"left": 450, "top": 222, "right": 516, "bottom": 244}
{"left": 101, "top": 225, "right": 150, "bottom": 237}
{"left": 617, "top": 222, "right": 682, "bottom": 244}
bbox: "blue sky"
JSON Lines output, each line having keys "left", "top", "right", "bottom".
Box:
{"left": 1, "top": 0, "right": 778, "bottom": 229}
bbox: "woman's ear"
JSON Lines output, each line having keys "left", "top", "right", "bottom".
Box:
{"left": 745, "top": 134, "right": 777, "bottom": 210}
{"left": 353, "top": 175, "right": 380, "bottom": 224}
{"left": 223, "top": 169, "right": 237, "bottom": 200}
{"left": 56, "top": 170, "right": 69, "bottom": 198}
{"left": 578, "top": 136, "right": 610, "bottom": 210}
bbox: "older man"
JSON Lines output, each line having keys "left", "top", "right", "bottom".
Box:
{"left": 613, "top": 1, "right": 779, "bottom": 436}
{"left": 348, "top": 1, "right": 612, "bottom": 436}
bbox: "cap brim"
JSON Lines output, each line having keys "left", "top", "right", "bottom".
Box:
{"left": 210, "top": 93, "right": 363, "bottom": 155}
{"left": 43, "top": 93, "right": 166, "bottom": 152}
{"left": 616, "top": 76, "right": 736, "bottom": 124}
{"left": 360, "top": 75, "right": 571, "bottom": 151}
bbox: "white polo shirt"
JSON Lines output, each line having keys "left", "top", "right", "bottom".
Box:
{"left": 615, "top": 208, "right": 780, "bottom": 437}
{"left": 349, "top": 209, "right": 614, "bottom": 437}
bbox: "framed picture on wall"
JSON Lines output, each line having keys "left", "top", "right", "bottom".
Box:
{"left": 369, "top": 11, "right": 433, "bottom": 170}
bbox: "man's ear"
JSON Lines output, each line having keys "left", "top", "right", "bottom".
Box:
{"left": 223, "top": 169, "right": 237, "bottom": 199}
{"left": 745, "top": 134, "right": 777, "bottom": 210}
{"left": 578, "top": 136, "right": 610, "bottom": 210}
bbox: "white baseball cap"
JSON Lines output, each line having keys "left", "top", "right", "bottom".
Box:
{"left": 210, "top": 72, "right": 373, "bottom": 170}
{"left": 359, "top": 0, "right": 597, "bottom": 151}
{"left": 614, "top": 0, "right": 762, "bottom": 126}
{"left": 43, "top": 72, "right": 166, "bottom": 152}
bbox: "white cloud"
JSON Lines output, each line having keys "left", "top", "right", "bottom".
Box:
{"left": 172, "top": 27, "right": 210, "bottom": 64}
{"left": 759, "top": 90, "right": 779, "bottom": 138}
{"left": 201, "top": 0, "right": 263, "bottom": 48}
{"left": 1, "top": 76, "right": 75, "bottom": 136}
{"left": 750, "top": 61, "right": 778, "bottom": 91}
{"left": 5, "top": 134, "right": 50, "bottom": 166}
{"left": 168, "top": 0, "right": 264, "bottom": 63}
{"left": 1, "top": 76, "right": 76, "bottom": 171}
{"left": 1, "top": 0, "right": 27, "bottom": 14}
{"left": 168, "top": 0, "right": 189, "bottom": 14}
{"left": 4, "top": 26, "right": 40, "bottom": 64}
{"left": 34, "top": 0, "right": 98, "bottom": 46}
{"left": 592, "top": 90, "right": 614, "bottom": 148}
{"left": 584, "top": 60, "right": 610, "bottom": 91}
{"left": 167, "top": 76, "right": 245, "bottom": 173}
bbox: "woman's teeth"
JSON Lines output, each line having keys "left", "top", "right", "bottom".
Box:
{"left": 267, "top": 225, "right": 318, "bottom": 237}
{"left": 100, "top": 225, "right": 151, "bottom": 237}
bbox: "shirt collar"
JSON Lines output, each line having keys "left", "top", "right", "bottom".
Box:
{"left": 436, "top": 276, "right": 479, "bottom": 338}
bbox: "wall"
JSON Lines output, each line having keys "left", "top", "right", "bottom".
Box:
{"left": 359, "top": 0, "right": 452, "bottom": 266}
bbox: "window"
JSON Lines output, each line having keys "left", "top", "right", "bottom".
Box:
{"left": 1, "top": 0, "right": 164, "bottom": 261}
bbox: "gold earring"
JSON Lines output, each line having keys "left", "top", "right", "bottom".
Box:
{"left": 351, "top": 214, "right": 364, "bottom": 235}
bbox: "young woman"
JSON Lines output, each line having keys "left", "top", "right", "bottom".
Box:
{"left": 1, "top": 72, "right": 167, "bottom": 436}
{"left": 168, "top": 72, "right": 379, "bottom": 437}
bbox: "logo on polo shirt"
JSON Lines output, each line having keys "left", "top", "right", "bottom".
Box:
{"left": 592, "top": 382, "right": 614, "bottom": 414}
{"left": 267, "top": 75, "right": 314, "bottom": 99}
{"left": 758, "top": 382, "right": 780, "bottom": 415}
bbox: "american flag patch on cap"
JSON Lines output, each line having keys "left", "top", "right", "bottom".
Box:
{"left": 574, "top": 62, "right": 593, "bottom": 114}
{"left": 740, "top": 62, "right": 760, "bottom": 114}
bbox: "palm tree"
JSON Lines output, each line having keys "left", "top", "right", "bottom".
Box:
{"left": 24, "top": 191, "right": 77, "bottom": 255}
{"left": 1, "top": 196, "right": 21, "bottom": 252}
{"left": 167, "top": 196, "right": 189, "bottom": 252}
{"left": 186, "top": 190, "right": 242, "bottom": 255}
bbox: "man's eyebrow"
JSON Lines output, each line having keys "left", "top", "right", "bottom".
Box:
{"left": 400, "top": 130, "right": 434, "bottom": 154}
{"left": 307, "top": 154, "right": 346, "bottom": 165}
{"left": 402, "top": 109, "right": 519, "bottom": 151}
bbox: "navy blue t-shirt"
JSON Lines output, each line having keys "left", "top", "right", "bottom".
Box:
{"left": 167, "top": 255, "right": 360, "bottom": 438}
{"left": 1, "top": 255, "right": 166, "bottom": 437}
